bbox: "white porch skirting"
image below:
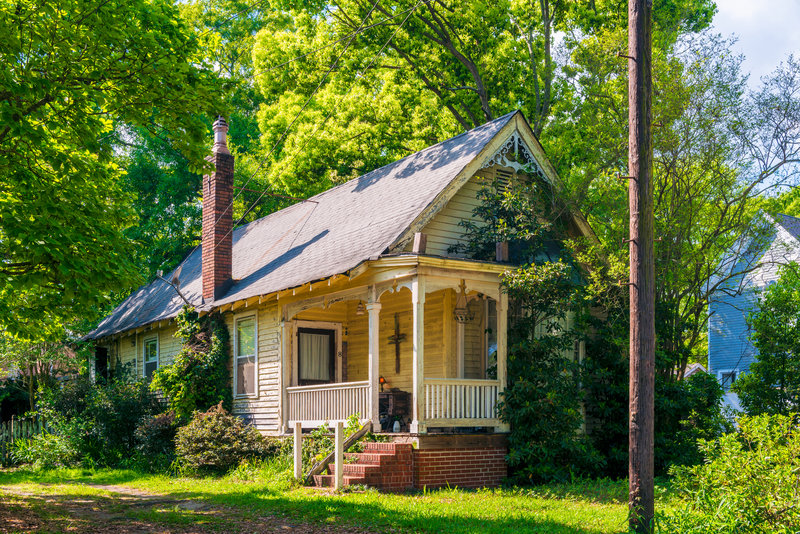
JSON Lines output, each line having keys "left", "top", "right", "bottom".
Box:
{"left": 287, "top": 381, "right": 370, "bottom": 427}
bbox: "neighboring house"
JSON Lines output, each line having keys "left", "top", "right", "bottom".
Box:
{"left": 683, "top": 362, "right": 707, "bottom": 379}
{"left": 708, "top": 213, "right": 800, "bottom": 411}
{"left": 87, "top": 111, "right": 595, "bottom": 489}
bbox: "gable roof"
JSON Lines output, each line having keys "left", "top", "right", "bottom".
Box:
{"left": 88, "top": 111, "right": 526, "bottom": 340}
{"left": 710, "top": 212, "right": 800, "bottom": 294}
{"left": 775, "top": 213, "right": 800, "bottom": 242}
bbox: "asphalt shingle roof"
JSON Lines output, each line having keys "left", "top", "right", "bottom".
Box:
{"left": 87, "top": 112, "right": 518, "bottom": 339}
{"left": 775, "top": 213, "right": 800, "bottom": 241}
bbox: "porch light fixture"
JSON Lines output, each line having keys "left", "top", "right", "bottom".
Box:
{"left": 356, "top": 301, "right": 366, "bottom": 315}
{"left": 379, "top": 376, "right": 387, "bottom": 391}
{"left": 453, "top": 280, "right": 474, "bottom": 324}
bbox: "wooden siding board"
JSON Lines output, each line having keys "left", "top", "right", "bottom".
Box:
{"left": 409, "top": 171, "right": 495, "bottom": 257}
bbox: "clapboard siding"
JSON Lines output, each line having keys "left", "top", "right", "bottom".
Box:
{"left": 230, "top": 303, "right": 282, "bottom": 433}
{"left": 112, "top": 325, "right": 180, "bottom": 378}
{"left": 708, "top": 219, "right": 800, "bottom": 386}
{"left": 464, "top": 298, "right": 485, "bottom": 379}
{"left": 708, "top": 292, "right": 758, "bottom": 377}
{"left": 406, "top": 169, "right": 498, "bottom": 257}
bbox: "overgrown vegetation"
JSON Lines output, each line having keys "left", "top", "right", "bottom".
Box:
{"left": 660, "top": 414, "right": 800, "bottom": 533}
{"left": 460, "top": 169, "right": 729, "bottom": 482}
{"left": 29, "top": 374, "right": 164, "bottom": 468}
{"left": 151, "top": 307, "right": 231, "bottom": 421}
{"left": 174, "top": 403, "right": 271, "bottom": 475}
{"left": 456, "top": 176, "right": 601, "bottom": 482}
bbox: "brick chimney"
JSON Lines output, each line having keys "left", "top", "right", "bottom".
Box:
{"left": 202, "top": 116, "right": 234, "bottom": 302}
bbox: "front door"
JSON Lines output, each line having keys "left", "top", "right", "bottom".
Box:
{"left": 297, "top": 328, "right": 336, "bottom": 386}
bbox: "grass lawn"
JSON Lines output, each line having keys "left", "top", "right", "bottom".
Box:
{"left": 0, "top": 462, "right": 680, "bottom": 534}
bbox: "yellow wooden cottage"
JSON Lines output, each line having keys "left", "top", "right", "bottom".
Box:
{"left": 87, "top": 111, "right": 594, "bottom": 490}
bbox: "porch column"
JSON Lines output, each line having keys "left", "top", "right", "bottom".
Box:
{"left": 410, "top": 276, "right": 426, "bottom": 434}
{"left": 456, "top": 322, "right": 465, "bottom": 378}
{"left": 366, "top": 298, "right": 382, "bottom": 432}
{"left": 495, "top": 290, "right": 510, "bottom": 432}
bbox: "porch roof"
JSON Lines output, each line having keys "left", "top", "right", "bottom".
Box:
{"left": 87, "top": 113, "right": 519, "bottom": 340}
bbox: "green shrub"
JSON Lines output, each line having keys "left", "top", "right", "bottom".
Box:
{"left": 499, "top": 262, "right": 604, "bottom": 483}
{"left": 659, "top": 414, "right": 800, "bottom": 533}
{"left": 654, "top": 371, "right": 732, "bottom": 473}
{"left": 133, "top": 410, "right": 179, "bottom": 471}
{"left": 583, "top": 314, "right": 731, "bottom": 478}
{"left": 151, "top": 307, "right": 231, "bottom": 421}
{"left": 36, "top": 375, "right": 163, "bottom": 467}
{"left": 11, "top": 432, "right": 79, "bottom": 469}
{"left": 175, "top": 403, "right": 267, "bottom": 475}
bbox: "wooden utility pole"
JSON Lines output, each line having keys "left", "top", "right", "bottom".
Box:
{"left": 627, "top": 0, "right": 655, "bottom": 532}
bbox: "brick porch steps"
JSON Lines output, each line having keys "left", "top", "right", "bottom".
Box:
{"left": 311, "top": 442, "right": 413, "bottom": 491}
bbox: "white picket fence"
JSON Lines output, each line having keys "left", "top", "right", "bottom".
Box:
{"left": 0, "top": 416, "right": 43, "bottom": 463}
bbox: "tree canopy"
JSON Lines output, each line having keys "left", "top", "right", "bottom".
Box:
{"left": 0, "top": 0, "right": 222, "bottom": 340}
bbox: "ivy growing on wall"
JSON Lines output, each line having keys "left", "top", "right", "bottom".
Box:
{"left": 151, "top": 306, "right": 231, "bottom": 421}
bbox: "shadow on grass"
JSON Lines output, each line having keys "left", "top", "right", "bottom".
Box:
{"left": 0, "top": 468, "right": 628, "bottom": 534}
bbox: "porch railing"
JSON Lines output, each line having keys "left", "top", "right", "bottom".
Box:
{"left": 423, "top": 378, "right": 501, "bottom": 425}
{"left": 287, "top": 380, "right": 370, "bottom": 427}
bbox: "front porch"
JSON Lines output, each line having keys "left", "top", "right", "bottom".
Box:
{"left": 279, "top": 257, "right": 509, "bottom": 434}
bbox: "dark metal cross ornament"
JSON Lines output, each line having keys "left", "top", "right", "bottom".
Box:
{"left": 387, "top": 313, "right": 406, "bottom": 374}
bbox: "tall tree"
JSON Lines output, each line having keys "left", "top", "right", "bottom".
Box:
{"left": 0, "top": 0, "right": 221, "bottom": 339}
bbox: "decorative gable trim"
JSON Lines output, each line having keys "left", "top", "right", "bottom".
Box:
{"left": 389, "top": 112, "right": 594, "bottom": 253}
{"left": 478, "top": 129, "right": 546, "bottom": 180}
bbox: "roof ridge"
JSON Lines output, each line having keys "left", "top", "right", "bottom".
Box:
{"left": 219, "top": 112, "right": 520, "bottom": 238}
{"left": 253, "top": 111, "right": 520, "bottom": 209}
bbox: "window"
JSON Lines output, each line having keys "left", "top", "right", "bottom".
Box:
{"left": 143, "top": 337, "right": 158, "bottom": 379}
{"left": 720, "top": 371, "right": 737, "bottom": 392}
{"left": 235, "top": 316, "right": 257, "bottom": 396}
{"left": 298, "top": 327, "right": 335, "bottom": 385}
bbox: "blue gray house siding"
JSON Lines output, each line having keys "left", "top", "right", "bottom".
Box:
{"left": 707, "top": 214, "right": 800, "bottom": 409}
{"left": 708, "top": 290, "right": 758, "bottom": 384}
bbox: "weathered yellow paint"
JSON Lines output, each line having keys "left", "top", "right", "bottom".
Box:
{"left": 406, "top": 169, "right": 495, "bottom": 257}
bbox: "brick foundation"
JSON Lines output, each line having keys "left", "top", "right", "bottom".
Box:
{"left": 313, "top": 434, "right": 507, "bottom": 492}
{"left": 413, "top": 446, "right": 507, "bottom": 489}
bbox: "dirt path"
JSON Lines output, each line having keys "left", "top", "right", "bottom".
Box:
{"left": 0, "top": 483, "right": 371, "bottom": 533}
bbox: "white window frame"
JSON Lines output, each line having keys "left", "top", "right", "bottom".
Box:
{"left": 718, "top": 369, "right": 738, "bottom": 391}
{"left": 233, "top": 312, "right": 259, "bottom": 399}
{"left": 291, "top": 320, "right": 343, "bottom": 386}
{"left": 143, "top": 335, "right": 159, "bottom": 379}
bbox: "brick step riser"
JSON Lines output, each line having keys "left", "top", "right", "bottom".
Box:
{"left": 363, "top": 443, "right": 413, "bottom": 453}
{"left": 313, "top": 474, "right": 368, "bottom": 487}
{"left": 343, "top": 453, "right": 396, "bottom": 465}
{"left": 327, "top": 463, "right": 383, "bottom": 476}
{"left": 312, "top": 443, "right": 414, "bottom": 491}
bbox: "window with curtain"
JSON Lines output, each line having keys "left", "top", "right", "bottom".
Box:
{"left": 298, "top": 328, "right": 335, "bottom": 385}
{"left": 235, "top": 316, "right": 256, "bottom": 396}
{"left": 143, "top": 337, "right": 158, "bottom": 379}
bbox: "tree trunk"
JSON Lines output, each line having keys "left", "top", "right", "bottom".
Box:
{"left": 628, "top": 0, "right": 655, "bottom": 532}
